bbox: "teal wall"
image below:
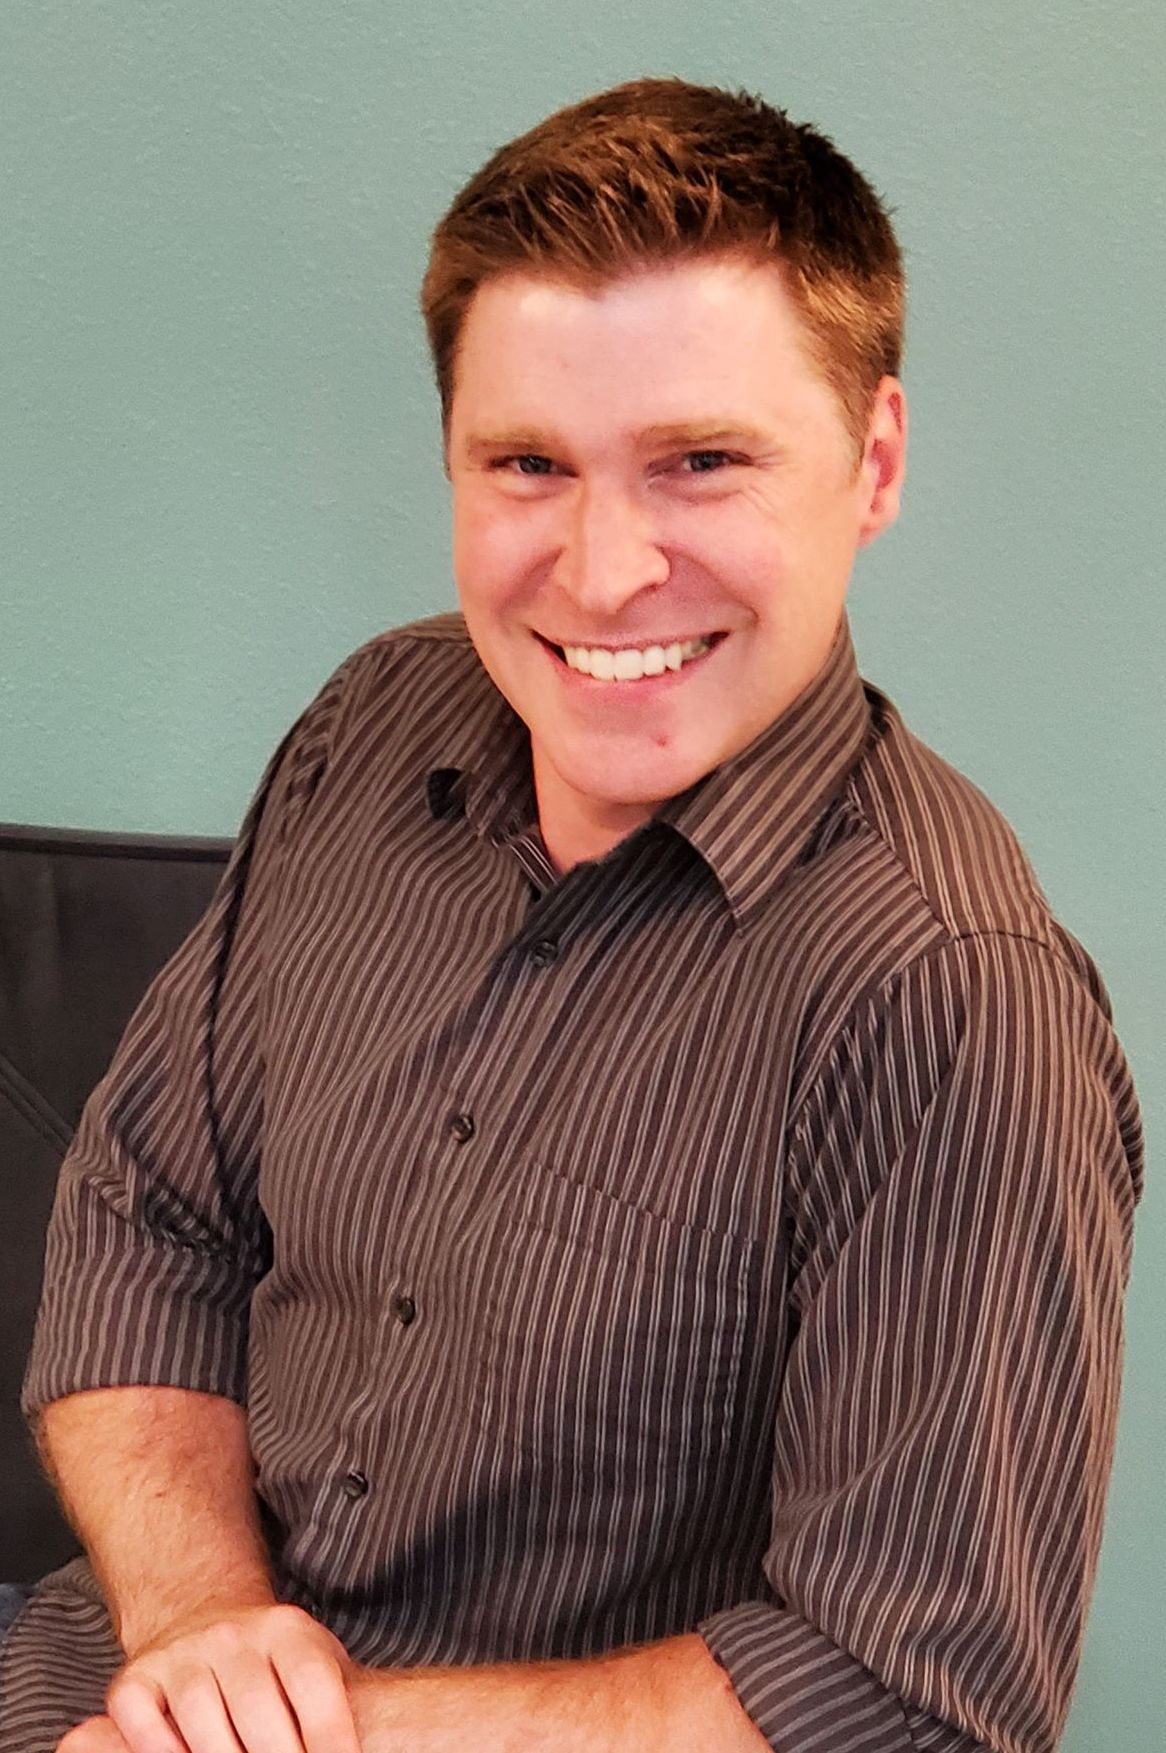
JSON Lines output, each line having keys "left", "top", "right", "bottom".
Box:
{"left": 3, "top": 3, "right": 1162, "bottom": 1745}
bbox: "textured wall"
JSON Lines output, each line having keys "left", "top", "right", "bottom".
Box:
{"left": 2, "top": 2, "right": 1162, "bottom": 1745}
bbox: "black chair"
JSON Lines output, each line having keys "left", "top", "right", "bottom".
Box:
{"left": 0, "top": 823, "right": 230, "bottom": 1582}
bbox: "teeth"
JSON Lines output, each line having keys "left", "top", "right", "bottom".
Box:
{"left": 562, "top": 636, "right": 713, "bottom": 681}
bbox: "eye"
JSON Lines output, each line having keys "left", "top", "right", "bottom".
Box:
{"left": 492, "top": 454, "right": 557, "bottom": 476}
{"left": 679, "top": 450, "right": 739, "bottom": 474}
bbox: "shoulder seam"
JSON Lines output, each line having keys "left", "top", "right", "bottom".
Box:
{"left": 834, "top": 790, "right": 953, "bottom": 941}
{"left": 787, "top": 929, "right": 1080, "bottom": 1143}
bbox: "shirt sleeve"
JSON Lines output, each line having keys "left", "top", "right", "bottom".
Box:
{"left": 699, "top": 931, "right": 1143, "bottom": 1753}
{"left": 21, "top": 650, "right": 368, "bottom": 1422}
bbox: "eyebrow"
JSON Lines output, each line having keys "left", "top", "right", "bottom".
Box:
{"left": 462, "top": 421, "right": 777, "bottom": 462}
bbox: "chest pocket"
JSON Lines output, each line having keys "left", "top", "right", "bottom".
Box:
{"left": 481, "top": 1163, "right": 760, "bottom": 1501}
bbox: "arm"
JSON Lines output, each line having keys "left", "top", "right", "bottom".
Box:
{"left": 346, "top": 1636, "right": 769, "bottom": 1752}
{"left": 38, "top": 1386, "right": 273, "bottom": 1656}
{"left": 21, "top": 656, "right": 373, "bottom": 1752}
{"left": 21, "top": 656, "right": 358, "bottom": 1425}
{"left": 40, "top": 1386, "right": 360, "bottom": 1753}
{"left": 697, "top": 933, "right": 1142, "bottom": 1752}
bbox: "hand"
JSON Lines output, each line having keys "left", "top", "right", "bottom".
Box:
{"left": 58, "top": 1603, "right": 361, "bottom": 1753}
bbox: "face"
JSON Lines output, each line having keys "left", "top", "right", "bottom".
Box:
{"left": 446, "top": 255, "right": 906, "bottom": 869}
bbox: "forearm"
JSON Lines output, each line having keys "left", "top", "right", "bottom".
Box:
{"left": 349, "top": 1632, "right": 769, "bottom": 1752}
{"left": 37, "top": 1383, "right": 276, "bottom": 1655}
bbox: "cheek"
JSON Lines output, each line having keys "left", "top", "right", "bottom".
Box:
{"left": 453, "top": 498, "right": 542, "bottom": 604}
{"left": 669, "top": 487, "right": 784, "bottom": 562}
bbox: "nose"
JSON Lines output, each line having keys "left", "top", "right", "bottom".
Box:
{"left": 553, "top": 483, "right": 670, "bottom": 617}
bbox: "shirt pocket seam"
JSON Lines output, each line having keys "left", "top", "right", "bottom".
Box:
{"left": 480, "top": 1163, "right": 759, "bottom": 1475}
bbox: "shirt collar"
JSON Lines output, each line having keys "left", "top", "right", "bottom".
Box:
{"left": 426, "top": 612, "right": 872, "bottom": 928}
{"left": 424, "top": 646, "right": 536, "bottom": 847}
{"left": 655, "top": 611, "right": 872, "bottom": 928}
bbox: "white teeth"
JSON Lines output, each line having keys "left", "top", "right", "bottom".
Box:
{"left": 561, "top": 636, "right": 713, "bottom": 681}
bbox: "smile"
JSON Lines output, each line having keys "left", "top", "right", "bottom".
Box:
{"left": 544, "top": 634, "right": 724, "bottom": 682}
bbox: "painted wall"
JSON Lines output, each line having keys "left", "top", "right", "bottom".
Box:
{"left": 2, "top": 2, "right": 1162, "bottom": 1745}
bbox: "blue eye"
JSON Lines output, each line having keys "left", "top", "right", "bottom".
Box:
{"left": 684, "top": 451, "right": 735, "bottom": 473}
{"left": 512, "top": 454, "right": 555, "bottom": 475}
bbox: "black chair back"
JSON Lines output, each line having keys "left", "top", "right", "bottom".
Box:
{"left": 0, "top": 824, "right": 230, "bottom": 1581}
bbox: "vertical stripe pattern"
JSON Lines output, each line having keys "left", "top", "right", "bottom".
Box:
{"left": 2, "top": 612, "right": 1143, "bottom": 1753}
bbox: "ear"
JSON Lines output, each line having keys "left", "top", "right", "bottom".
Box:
{"left": 856, "top": 377, "right": 908, "bottom": 547}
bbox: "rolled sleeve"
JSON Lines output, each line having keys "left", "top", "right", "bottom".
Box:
{"left": 22, "top": 652, "right": 364, "bottom": 1422}
{"left": 700, "top": 933, "right": 1141, "bottom": 1753}
{"left": 702, "top": 1602, "right": 920, "bottom": 1751}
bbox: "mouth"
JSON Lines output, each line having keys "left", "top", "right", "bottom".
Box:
{"left": 536, "top": 631, "right": 728, "bottom": 683}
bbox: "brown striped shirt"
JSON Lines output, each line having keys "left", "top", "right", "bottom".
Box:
{"left": 2, "top": 611, "right": 1143, "bottom": 1753}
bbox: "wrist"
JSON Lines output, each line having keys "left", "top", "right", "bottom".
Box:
{"left": 117, "top": 1573, "right": 278, "bottom": 1660}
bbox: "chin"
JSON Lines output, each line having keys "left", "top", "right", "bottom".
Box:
{"left": 564, "top": 747, "right": 715, "bottom": 813}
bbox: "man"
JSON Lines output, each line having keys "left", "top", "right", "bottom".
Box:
{"left": 0, "top": 76, "right": 1143, "bottom": 1753}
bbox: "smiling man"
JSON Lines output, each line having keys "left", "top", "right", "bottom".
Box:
{"left": 450, "top": 256, "right": 904, "bottom": 872}
{"left": 2, "top": 78, "right": 1142, "bottom": 1753}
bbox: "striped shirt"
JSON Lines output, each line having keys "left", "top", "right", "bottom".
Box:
{"left": 2, "top": 611, "right": 1143, "bottom": 1753}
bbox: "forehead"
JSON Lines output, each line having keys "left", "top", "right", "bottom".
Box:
{"left": 449, "top": 257, "right": 844, "bottom": 446}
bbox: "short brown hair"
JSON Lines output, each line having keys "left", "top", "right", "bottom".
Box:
{"left": 421, "top": 76, "right": 905, "bottom": 461}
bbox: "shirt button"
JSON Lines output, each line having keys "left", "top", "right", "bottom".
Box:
{"left": 448, "top": 1111, "right": 475, "bottom": 1144}
{"left": 342, "top": 1469, "right": 369, "bottom": 1500}
{"left": 394, "top": 1294, "right": 417, "bottom": 1326}
{"left": 530, "top": 938, "right": 559, "bottom": 968}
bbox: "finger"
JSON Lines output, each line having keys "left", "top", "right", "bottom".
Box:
{"left": 58, "top": 1718, "right": 136, "bottom": 1753}
{"left": 214, "top": 1655, "right": 308, "bottom": 1753}
{"left": 277, "top": 1650, "right": 362, "bottom": 1753}
{"left": 106, "top": 1676, "right": 190, "bottom": 1753}
{"left": 156, "top": 1669, "right": 245, "bottom": 1753}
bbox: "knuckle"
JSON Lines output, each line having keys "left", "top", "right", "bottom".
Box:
{"left": 266, "top": 1601, "right": 310, "bottom": 1634}
{"left": 278, "top": 1636, "right": 353, "bottom": 1730}
{"left": 165, "top": 1666, "right": 218, "bottom": 1714}
{"left": 202, "top": 1618, "right": 239, "bottom": 1656}
{"left": 295, "top": 1652, "right": 346, "bottom": 1697}
{"left": 105, "top": 1668, "right": 149, "bottom": 1710}
{"left": 106, "top": 1670, "right": 147, "bottom": 1706}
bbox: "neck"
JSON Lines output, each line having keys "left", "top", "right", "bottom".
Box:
{"left": 534, "top": 763, "right": 654, "bottom": 876}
